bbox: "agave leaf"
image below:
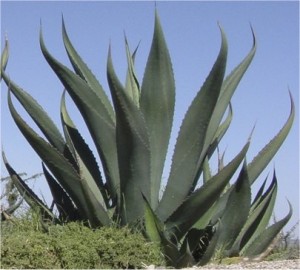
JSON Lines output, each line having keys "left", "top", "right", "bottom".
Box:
{"left": 143, "top": 193, "right": 164, "bottom": 243}
{"left": 1, "top": 37, "right": 9, "bottom": 79}
{"left": 216, "top": 161, "right": 251, "bottom": 253}
{"left": 198, "top": 222, "right": 222, "bottom": 266}
{"left": 40, "top": 29, "right": 120, "bottom": 202}
{"left": 250, "top": 173, "right": 275, "bottom": 214}
{"left": 180, "top": 226, "right": 214, "bottom": 265}
{"left": 193, "top": 201, "right": 219, "bottom": 231}
{"left": 42, "top": 163, "right": 80, "bottom": 222}
{"left": 229, "top": 177, "right": 276, "bottom": 254}
{"left": 2, "top": 152, "right": 55, "bottom": 221}
{"left": 7, "top": 90, "right": 96, "bottom": 221}
{"left": 250, "top": 176, "right": 268, "bottom": 210}
{"left": 2, "top": 72, "right": 70, "bottom": 159}
{"left": 165, "top": 141, "right": 249, "bottom": 240}
{"left": 200, "top": 29, "right": 256, "bottom": 166}
{"left": 202, "top": 156, "right": 212, "bottom": 184}
{"left": 210, "top": 188, "right": 232, "bottom": 226}
{"left": 142, "top": 194, "right": 180, "bottom": 267}
{"left": 124, "top": 35, "right": 140, "bottom": 107}
{"left": 60, "top": 91, "right": 108, "bottom": 208}
{"left": 107, "top": 46, "right": 151, "bottom": 224}
{"left": 238, "top": 174, "right": 278, "bottom": 253}
{"left": 200, "top": 104, "right": 233, "bottom": 185}
{"left": 207, "top": 128, "right": 255, "bottom": 226}
{"left": 248, "top": 93, "right": 295, "bottom": 184}
{"left": 206, "top": 103, "right": 233, "bottom": 160}
{"left": 140, "top": 11, "right": 176, "bottom": 209}
{"left": 77, "top": 166, "right": 111, "bottom": 228}
{"left": 60, "top": 91, "right": 76, "bottom": 158}
{"left": 157, "top": 25, "right": 228, "bottom": 221}
{"left": 62, "top": 17, "right": 115, "bottom": 122}
{"left": 162, "top": 236, "right": 182, "bottom": 267}
{"left": 176, "top": 242, "right": 196, "bottom": 268}
{"left": 243, "top": 201, "right": 292, "bottom": 258}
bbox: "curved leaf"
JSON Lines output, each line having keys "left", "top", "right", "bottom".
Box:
{"left": 157, "top": 26, "right": 228, "bottom": 221}
{"left": 1, "top": 36, "right": 9, "bottom": 79}
{"left": 201, "top": 28, "right": 256, "bottom": 164}
{"left": 40, "top": 29, "right": 120, "bottom": 202}
{"left": 2, "top": 72, "right": 69, "bottom": 158}
{"left": 7, "top": 90, "right": 96, "bottom": 222}
{"left": 140, "top": 11, "right": 175, "bottom": 209}
{"left": 243, "top": 201, "right": 292, "bottom": 258}
{"left": 62, "top": 18, "right": 115, "bottom": 122}
{"left": 248, "top": 93, "right": 295, "bottom": 184}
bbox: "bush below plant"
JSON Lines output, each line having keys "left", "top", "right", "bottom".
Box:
{"left": 1, "top": 219, "right": 165, "bottom": 269}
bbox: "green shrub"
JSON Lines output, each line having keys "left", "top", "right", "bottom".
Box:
{"left": 1, "top": 221, "right": 165, "bottom": 269}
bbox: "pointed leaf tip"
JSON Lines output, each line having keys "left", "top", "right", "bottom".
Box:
{"left": 249, "top": 23, "right": 257, "bottom": 48}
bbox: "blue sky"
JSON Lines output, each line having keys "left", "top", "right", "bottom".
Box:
{"left": 1, "top": 1, "right": 299, "bottom": 234}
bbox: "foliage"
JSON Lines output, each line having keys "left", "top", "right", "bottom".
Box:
{"left": 1, "top": 173, "right": 43, "bottom": 220}
{"left": 1, "top": 9, "right": 295, "bottom": 267}
{"left": 1, "top": 218, "right": 165, "bottom": 269}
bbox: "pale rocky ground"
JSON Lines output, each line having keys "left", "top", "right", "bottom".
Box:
{"left": 192, "top": 259, "right": 300, "bottom": 269}
{"left": 145, "top": 259, "right": 300, "bottom": 269}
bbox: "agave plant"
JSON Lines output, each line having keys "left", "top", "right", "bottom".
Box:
{"left": 1, "top": 11, "right": 294, "bottom": 267}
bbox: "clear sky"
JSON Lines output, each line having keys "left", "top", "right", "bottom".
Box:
{"left": 1, "top": 1, "right": 299, "bottom": 235}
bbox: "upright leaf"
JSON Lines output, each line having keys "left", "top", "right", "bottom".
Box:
{"left": 215, "top": 162, "right": 251, "bottom": 253}
{"left": 206, "top": 103, "right": 233, "bottom": 160}
{"left": 251, "top": 176, "right": 268, "bottom": 209}
{"left": 107, "top": 47, "right": 151, "bottom": 224}
{"left": 142, "top": 194, "right": 180, "bottom": 267}
{"left": 157, "top": 26, "right": 228, "bottom": 221}
{"left": 143, "top": 194, "right": 164, "bottom": 243}
{"left": 140, "top": 11, "right": 176, "bottom": 209}
{"left": 237, "top": 174, "right": 278, "bottom": 253}
{"left": 124, "top": 36, "right": 140, "bottom": 107}
{"left": 60, "top": 91, "right": 108, "bottom": 208}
